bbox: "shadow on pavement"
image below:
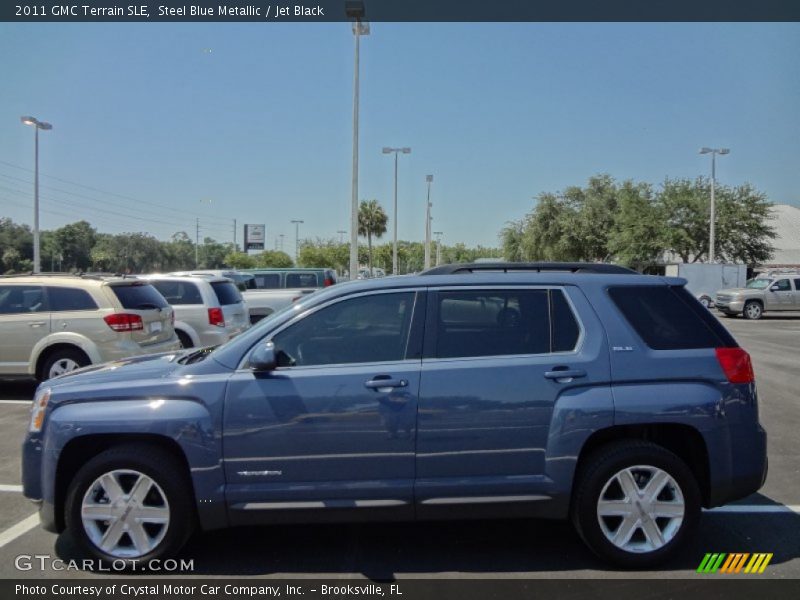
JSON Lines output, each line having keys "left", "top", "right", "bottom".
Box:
{"left": 53, "top": 496, "right": 800, "bottom": 579}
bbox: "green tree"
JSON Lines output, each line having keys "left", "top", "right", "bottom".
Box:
{"left": 358, "top": 199, "right": 388, "bottom": 273}
{"left": 54, "top": 220, "right": 97, "bottom": 271}
{"left": 254, "top": 250, "right": 294, "bottom": 268}
{"left": 607, "top": 181, "right": 664, "bottom": 267}
{"left": 223, "top": 251, "right": 256, "bottom": 269}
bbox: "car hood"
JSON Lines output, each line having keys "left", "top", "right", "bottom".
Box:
{"left": 717, "top": 287, "right": 755, "bottom": 295}
{"left": 43, "top": 351, "right": 184, "bottom": 390}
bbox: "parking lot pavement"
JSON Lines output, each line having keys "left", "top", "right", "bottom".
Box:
{"left": 0, "top": 315, "right": 798, "bottom": 579}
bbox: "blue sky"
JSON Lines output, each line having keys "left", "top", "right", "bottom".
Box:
{"left": 1, "top": 22, "right": 798, "bottom": 249}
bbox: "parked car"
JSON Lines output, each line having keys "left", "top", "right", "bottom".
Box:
{"left": 169, "top": 270, "right": 257, "bottom": 291}
{"left": 715, "top": 271, "right": 800, "bottom": 319}
{"left": 242, "top": 268, "right": 337, "bottom": 290}
{"left": 241, "top": 287, "right": 316, "bottom": 324}
{"left": 21, "top": 262, "right": 766, "bottom": 568}
{"left": 0, "top": 274, "right": 179, "bottom": 380}
{"left": 138, "top": 275, "right": 250, "bottom": 348}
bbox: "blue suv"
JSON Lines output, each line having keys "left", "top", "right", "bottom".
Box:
{"left": 21, "top": 263, "right": 767, "bottom": 568}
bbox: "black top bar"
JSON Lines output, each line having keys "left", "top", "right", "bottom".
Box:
{"left": 420, "top": 262, "right": 638, "bottom": 275}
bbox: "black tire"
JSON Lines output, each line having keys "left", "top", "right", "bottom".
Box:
{"left": 571, "top": 440, "right": 701, "bottom": 568}
{"left": 698, "top": 296, "right": 712, "bottom": 309}
{"left": 39, "top": 347, "right": 90, "bottom": 380}
{"left": 743, "top": 300, "right": 763, "bottom": 320}
{"left": 175, "top": 329, "right": 193, "bottom": 349}
{"left": 65, "top": 444, "right": 195, "bottom": 568}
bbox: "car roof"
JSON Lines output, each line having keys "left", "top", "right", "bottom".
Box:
{"left": 140, "top": 273, "right": 230, "bottom": 284}
{"left": 0, "top": 274, "right": 135, "bottom": 286}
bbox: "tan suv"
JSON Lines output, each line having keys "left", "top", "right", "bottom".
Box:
{"left": 0, "top": 275, "right": 180, "bottom": 380}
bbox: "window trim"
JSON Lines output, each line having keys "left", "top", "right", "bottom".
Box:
{"left": 422, "top": 285, "right": 585, "bottom": 362}
{"left": 236, "top": 288, "right": 426, "bottom": 371}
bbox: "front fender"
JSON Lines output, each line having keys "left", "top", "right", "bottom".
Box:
{"left": 42, "top": 398, "right": 227, "bottom": 530}
{"left": 29, "top": 333, "right": 102, "bottom": 375}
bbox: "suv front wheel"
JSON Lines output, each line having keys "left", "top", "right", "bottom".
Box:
{"left": 65, "top": 444, "right": 195, "bottom": 567}
{"left": 571, "top": 440, "right": 700, "bottom": 568}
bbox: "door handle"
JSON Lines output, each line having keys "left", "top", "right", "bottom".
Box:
{"left": 365, "top": 378, "right": 408, "bottom": 392}
{"left": 544, "top": 368, "right": 587, "bottom": 382}
{"left": 28, "top": 321, "right": 47, "bottom": 328}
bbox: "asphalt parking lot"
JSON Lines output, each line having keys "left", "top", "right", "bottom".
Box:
{"left": 0, "top": 314, "right": 799, "bottom": 580}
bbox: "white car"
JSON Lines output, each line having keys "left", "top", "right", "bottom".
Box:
{"left": 139, "top": 274, "right": 250, "bottom": 347}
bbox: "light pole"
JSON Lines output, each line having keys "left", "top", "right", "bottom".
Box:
{"left": 433, "top": 231, "right": 443, "bottom": 266}
{"left": 337, "top": 230, "right": 347, "bottom": 244}
{"left": 424, "top": 175, "right": 434, "bottom": 269}
{"left": 347, "top": 1, "right": 369, "bottom": 280}
{"left": 382, "top": 147, "right": 411, "bottom": 275}
{"left": 279, "top": 234, "right": 285, "bottom": 252}
{"left": 20, "top": 116, "right": 53, "bottom": 274}
{"left": 291, "top": 220, "right": 304, "bottom": 264}
{"left": 699, "top": 147, "right": 730, "bottom": 263}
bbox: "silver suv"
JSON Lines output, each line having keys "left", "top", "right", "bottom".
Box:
{"left": 0, "top": 275, "right": 179, "bottom": 380}
{"left": 716, "top": 272, "right": 800, "bottom": 319}
{"left": 139, "top": 275, "right": 250, "bottom": 348}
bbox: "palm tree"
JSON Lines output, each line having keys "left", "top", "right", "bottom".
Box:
{"left": 358, "top": 199, "right": 388, "bottom": 274}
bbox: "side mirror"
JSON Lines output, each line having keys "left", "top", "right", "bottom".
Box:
{"left": 250, "top": 342, "right": 277, "bottom": 372}
{"left": 769, "top": 285, "right": 780, "bottom": 292}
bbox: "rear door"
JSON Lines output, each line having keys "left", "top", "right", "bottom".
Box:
{"left": 106, "top": 282, "right": 174, "bottom": 346}
{"left": 0, "top": 284, "right": 49, "bottom": 375}
{"left": 415, "top": 286, "right": 611, "bottom": 518}
{"left": 47, "top": 285, "right": 108, "bottom": 346}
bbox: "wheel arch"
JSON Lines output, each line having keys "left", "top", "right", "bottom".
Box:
{"left": 34, "top": 343, "right": 93, "bottom": 380}
{"left": 573, "top": 423, "right": 711, "bottom": 508}
{"left": 54, "top": 433, "right": 194, "bottom": 533}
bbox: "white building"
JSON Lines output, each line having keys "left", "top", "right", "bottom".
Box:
{"left": 765, "top": 204, "right": 800, "bottom": 267}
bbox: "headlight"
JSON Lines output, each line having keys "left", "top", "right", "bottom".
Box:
{"left": 29, "top": 387, "right": 51, "bottom": 433}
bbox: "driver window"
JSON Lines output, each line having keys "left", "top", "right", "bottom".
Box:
{"left": 271, "top": 292, "right": 416, "bottom": 367}
{"left": 774, "top": 279, "right": 790, "bottom": 291}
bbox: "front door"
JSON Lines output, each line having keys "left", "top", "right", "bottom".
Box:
{"left": 0, "top": 285, "right": 49, "bottom": 376}
{"left": 223, "top": 290, "right": 423, "bottom": 524}
{"left": 766, "top": 279, "right": 794, "bottom": 310}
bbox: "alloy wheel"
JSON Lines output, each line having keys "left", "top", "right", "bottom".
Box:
{"left": 48, "top": 358, "right": 80, "bottom": 378}
{"left": 81, "top": 469, "right": 170, "bottom": 558}
{"left": 596, "top": 465, "right": 685, "bottom": 554}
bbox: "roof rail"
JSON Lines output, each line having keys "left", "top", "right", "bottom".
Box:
{"left": 0, "top": 271, "right": 131, "bottom": 280}
{"left": 420, "top": 262, "right": 638, "bottom": 275}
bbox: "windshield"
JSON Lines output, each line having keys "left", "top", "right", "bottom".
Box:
{"left": 746, "top": 279, "right": 772, "bottom": 289}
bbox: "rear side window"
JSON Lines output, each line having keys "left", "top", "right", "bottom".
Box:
{"left": 110, "top": 283, "right": 169, "bottom": 310}
{"left": 254, "top": 273, "right": 281, "bottom": 289}
{"left": 210, "top": 281, "right": 243, "bottom": 305}
{"left": 150, "top": 280, "right": 203, "bottom": 305}
{"left": 286, "top": 273, "right": 318, "bottom": 288}
{"left": 795, "top": 279, "right": 800, "bottom": 291}
{"left": 433, "top": 289, "right": 580, "bottom": 359}
{"left": 0, "top": 285, "right": 45, "bottom": 313}
{"left": 48, "top": 287, "right": 98, "bottom": 311}
{"left": 609, "top": 285, "right": 736, "bottom": 350}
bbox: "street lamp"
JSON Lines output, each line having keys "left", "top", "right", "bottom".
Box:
{"left": 424, "top": 175, "right": 434, "bottom": 269}
{"left": 291, "top": 220, "right": 304, "bottom": 264}
{"left": 20, "top": 116, "right": 53, "bottom": 274}
{"left": 347, "top": 1, "right": 369, "bottom": 280}
{"left": 699, "top": 147, "right": 730, "bottom": 263}
{"left": 433, "top": 231, "right": 443, "bottom": 266}
{"left": 337, "top": 230, "right": 347, "bottom": 244}
{"left": 382, "top": 146, "right": 411, "bottom": 274}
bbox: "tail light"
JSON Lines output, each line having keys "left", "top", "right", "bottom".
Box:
{"left": 323, "top": 276, "right": 334, "bottom": 287}
{"left": 104, "top": 313, "right": 144, "bottom": 332}
{"left": 715, "top": 347, "right": 755, "bottom": 384}
{"left": 292, "top": 296, "right": 302, "bottom": 303}
{"left": 208, "top": 307, "right": 225, "bottom": 327}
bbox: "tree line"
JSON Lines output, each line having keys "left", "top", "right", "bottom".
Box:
{"left": 501, "top": 174, "right": 776, "bottom": 267}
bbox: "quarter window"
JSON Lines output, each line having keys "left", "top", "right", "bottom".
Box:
{"left": 433, "top": 289, "right": 580, "bottom": 359}
{"left": 48, "top": 287, "right": 98, "bottom": 311}
{"left": 271, "top": 292, "right": 416, "bottom": 367}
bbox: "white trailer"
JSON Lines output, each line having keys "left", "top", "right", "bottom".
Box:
{"left": 664, "top": 263, "right": 748, "bottom": 308}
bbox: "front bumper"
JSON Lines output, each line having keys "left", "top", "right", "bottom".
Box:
{"left": 715, "top": 299, "right": 745, "bottom": 313}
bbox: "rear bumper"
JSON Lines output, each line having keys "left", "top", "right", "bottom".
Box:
{"left": 708, "top": 423, "right": 768, "bottom": 507}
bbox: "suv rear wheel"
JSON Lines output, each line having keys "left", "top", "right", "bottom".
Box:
{"left": 40, "top": 348, "right": 90, "bottom": 380}
{"left": 571, "top": 440, "right": 700, "bottom": 568}
{"left": 65, "top": 444, "right": 195, "bottom": 567}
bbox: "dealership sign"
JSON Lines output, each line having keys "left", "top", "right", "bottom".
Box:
{"left": 244, "top": 224, "right": 265, "bottom": 251}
